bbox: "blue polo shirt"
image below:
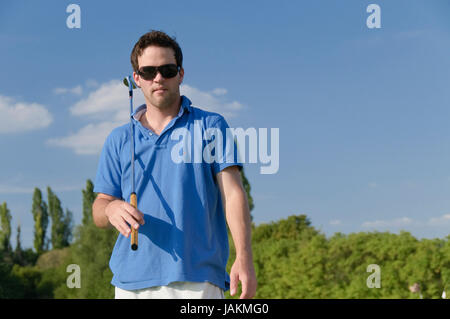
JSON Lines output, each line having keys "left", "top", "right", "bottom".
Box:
{"left": 93, "top": 95, "right": 242, "bottom": 291}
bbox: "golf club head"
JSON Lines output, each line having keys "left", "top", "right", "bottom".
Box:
{"left": 123, "top": 76, "right": 137, "bottom": 90}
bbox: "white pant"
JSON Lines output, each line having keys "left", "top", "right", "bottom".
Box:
{"left": 115, "top": 281, "right": 224, "bottom": 299}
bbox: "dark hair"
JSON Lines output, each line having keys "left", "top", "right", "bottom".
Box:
{"left": 130, "top": 30, "right": 183, "bottom": 72}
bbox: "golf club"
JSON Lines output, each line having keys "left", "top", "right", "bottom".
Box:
{"left": 124, "top": 75, "right": 138, "bottom": 251}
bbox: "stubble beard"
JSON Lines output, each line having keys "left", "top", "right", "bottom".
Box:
{"left": 147, "top": 87, "right": 180, "bottom": 110}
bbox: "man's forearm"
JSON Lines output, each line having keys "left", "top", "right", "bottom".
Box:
{"left": 224, "top": 189, "right": 253, "bottom": 258}
{"left": 222, "top": 179, "right": 257, "bottom": 299}
{"left": 92, "top": 197, "right": 115, "bottom": 229}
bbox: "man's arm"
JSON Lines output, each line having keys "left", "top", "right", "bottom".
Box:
{"left": 92, "top": 193, "right": 145, "bottom": 237}
{"left": 216, "top": 165, "right": 257, "bottom": 299}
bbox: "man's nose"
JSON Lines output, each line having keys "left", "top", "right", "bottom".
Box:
{"left": 153, "top": 70, "right": 164, "bottom": 82}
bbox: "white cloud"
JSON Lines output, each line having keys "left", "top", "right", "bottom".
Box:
{"left": 85, "top": 79, "right": 99, "bottom": 88}
{"left": 329, "top": 219, "right": 342, "bottom": 226}
{"left": 428, "top": 214, "right": 450, "bottom": 226}
{"left": 48, "top": 80, "right": 145, "bottom": 155}
{"left": 180, "top": 84, "right": 243, "bottom": 118}
{"left": 69, "top": 79, "right": 145, "bottom": 119}
{"left": 211, "top": 88, "right": 228, "bottom": 96}
{"left": 0, "top": 95, "right": 53, "bottom": 133}
{"left": 53, "top": 85, "right": 83, "bottom": 95}
{"left": 53, "top": 80, "right": 100, "bottom": 95}
{"left": 47, "top": 121, "right": 122, "bottom": 155}
{"left": 48, "top": 81, "right": 244, "bottom": 155}
{"left": 362, "top": 214, "right": 450, "bottom": 234}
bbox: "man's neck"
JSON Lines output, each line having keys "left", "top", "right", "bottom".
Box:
{"left": 141, "top": 96, "right": 182, "bottom": 135}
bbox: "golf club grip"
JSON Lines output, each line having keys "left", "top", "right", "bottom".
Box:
{"left": 130, "top": 192, "right": 138, "bottom": 250}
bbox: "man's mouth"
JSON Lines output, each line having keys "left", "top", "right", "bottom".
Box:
{"left": 153, "top": 87, "right": 167, "bottom": 94}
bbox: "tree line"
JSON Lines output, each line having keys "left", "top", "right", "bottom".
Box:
{"left": 0, "top": 187, "right": 73, "bottom": 264}
{"left": 0, "top": 169, "right": 449, "bottom": 298}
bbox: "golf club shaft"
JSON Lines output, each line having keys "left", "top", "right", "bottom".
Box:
{"left": 128, "top": 76, "right": 138, "bottom": 251}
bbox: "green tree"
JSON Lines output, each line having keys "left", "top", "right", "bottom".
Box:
{"left": 31, "top": 188, "right": 49, "bottom": 254}
{"left": 227, "top": 214, "right": 321, "bottom": 299}
{"left": 441, "top": 235, "right": 450, "bottom": 296}
{"left": 13, "top": 224, "right": 24, "bottom": 265}
{"left": 0, "top": 257, "right": 24, "bottom": 298}
{"left": 54, "top": 181, "right": 117, "bottom": 298}
{"left": 228, "top": 215, "right": 450, "bottom": 299}
{"left": 34, "top": 248, "right": 73, "bottom": 298}
{"left": 325, "top": 231, "right": 421, "bottom": 298}
{"left": 252, "top": 214, "right": 318, "bottom": 242}
{"left": 403, "top": 238, "right": 447, "bottom": 298}
{"left": 47, "top": 187, "right": 72, "bottom": 249}
{"left": 82, "top": 179, "right": 96, "bottom": 226}
{"left": 63, "top": 208, "right": 74, "bottom": 245}
{"left": 0, "top": 202, "right": 12, "bottom": 253}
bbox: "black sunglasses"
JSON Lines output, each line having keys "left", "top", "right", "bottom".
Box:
{"left": 137, "top": 64, "right": 180, "bottom": 81}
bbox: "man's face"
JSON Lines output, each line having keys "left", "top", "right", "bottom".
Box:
{"left": 133, "top": 45, "right": 184, "bottom": 110}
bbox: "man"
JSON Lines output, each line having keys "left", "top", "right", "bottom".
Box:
{"left": 92, "top": 30, "right": 257, "bottom": 299}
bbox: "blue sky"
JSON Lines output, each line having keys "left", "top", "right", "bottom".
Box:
{"left": 1, "top": 0, "right": 450, "bottom": 249}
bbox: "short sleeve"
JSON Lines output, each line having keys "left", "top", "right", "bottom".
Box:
{"left": 93, "top": 131, "right": 123, "bottom": 199}
{"left": 207, "top": 115, "right": 243, "bottom": 175}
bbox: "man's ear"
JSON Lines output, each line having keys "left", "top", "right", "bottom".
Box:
{"left": 179, "top": 67, "right": 184, "bottom": 84}
{"left": 132, "top": 72, "right": 141, "bottom": 88}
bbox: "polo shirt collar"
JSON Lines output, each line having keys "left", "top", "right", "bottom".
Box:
{"left": 132, "top": 95, "right": 192, "bottom": 120}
